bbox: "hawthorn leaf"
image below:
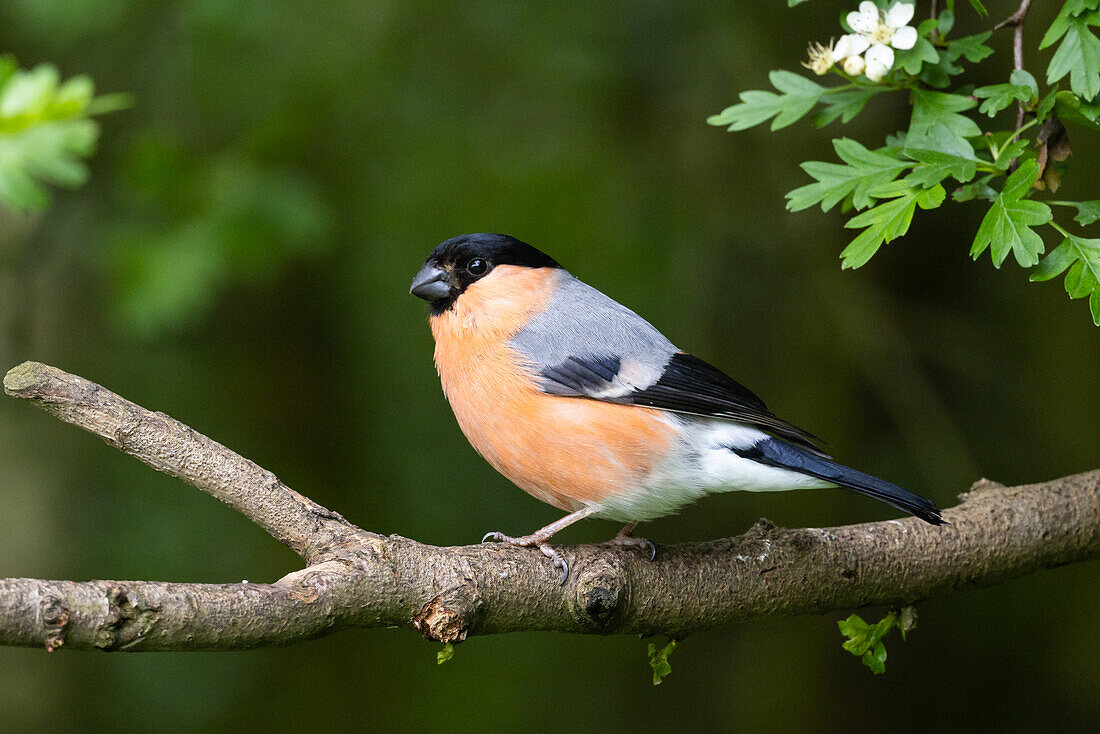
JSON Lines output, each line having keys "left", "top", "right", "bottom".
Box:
{"left": 905, "top": 89, "right": 981, "bottom": 159}
{"left": 1045, "top": 16, "right": 1100, "bottom": 100}
{"left": 708, "top": 70, "right": 827, "bottom": 131}
{"left": 840, "top": 184, "right": 945, "bottom": 268}
{"left": 1030, "top": 233, "right": 1100, "bottom": 325}
{"left": 970, "top": 160, "right": 1052, "bottom": 267}
{"left": 973, "top": 82, "right": 1034, "bottom": 117}
{"left": 787, "top": 138, "right": 911, "bottom": 212}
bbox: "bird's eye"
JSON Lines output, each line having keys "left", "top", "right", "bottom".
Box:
{"left": 466, "top": 258, "right": 489, "bottom": 276}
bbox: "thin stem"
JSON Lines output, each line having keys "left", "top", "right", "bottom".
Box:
{"left": 1049, "top": 220, "right": 1071, "bottom": 238}
{"left": 995, "top": 0, "right": 1034, "bottom": 135}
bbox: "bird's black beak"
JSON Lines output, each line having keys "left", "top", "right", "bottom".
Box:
{"left": 409, "top": 264, "right": 452, "bottom": 302}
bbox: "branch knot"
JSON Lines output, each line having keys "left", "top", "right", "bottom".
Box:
{"left": 569, "top": 554, "right": 628, "bottom": 632}
{"left": 412, "top": 580, "right": 481, "bottom": 644}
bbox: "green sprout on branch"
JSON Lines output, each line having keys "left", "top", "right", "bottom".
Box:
{"left": 647, "top": 637, "right": 678, "bottom": 685}
{"left": 837, "top": 606, "right": 918, "bottom": 674}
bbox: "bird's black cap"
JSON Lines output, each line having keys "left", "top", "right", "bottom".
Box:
{"left": 411, "top": 233, "right": 562, "bottom": 314}
{"left": 426, "top": 233, "right": 561, "bottom": 271}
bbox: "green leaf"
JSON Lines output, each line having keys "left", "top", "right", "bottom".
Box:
{"left": 86, "top": 92, "right": 134, "bottom": 116}
{"left": 1035, "top": 87, "right": 1061, "bottom": 122}
{"left": 1010, "top": 69, "right": 1040, "bottom": 97}
{"left": 840, "top": 185, "right": 945, "bottom": 268}
{"left": 0, "top": 64, "right": 59, "bottom": 120}
{"left": 0, "top": 60, "right": 125, "bottom": 212}
{"left": 938, "top": 8, "right": 955, "bottom": 35}
{"left": 965, "top": 0, "right": 988, "bottom": 16}
{"left": 647, "top": 639, "right": 677, "bottom": 686}
{"left": 1040, "top": 0, "right": 1099, "bottom": 50}
{"left": 787, "top": 138, "right": 911, "bottom": 212}
{"left": 813, "top": 86, "right": 885, "bottom": 126}
{"left": 1050, "top": 199, "right": 1100, "bottom": 226}
{"left": 1029, "top": 237, "right": 1079, "bottom": 281}
{"left": 895, "top": 37, "right": 940, "bottom": 76}
{"left": 917, "top": 18, "right": 940, "bottom": 38}
{"left": 864, "top": 641, "right": 888, "bottom": 674}
{"left": 970, "top": 160, "right": 1052, "bottom": 267}
{"left": 919, "top": 55, "right": 965, "bottom": 89}
{"left": 991, "top": 139, "right": 1030, "bottom": 170}
{"left": 838, "top": 612, "right": 900, "bottom": 674}
{"left": 903, "top": 149, "right": 977, "bottom": 187}
{"left": 1045, "top": 17, "right": 1100, "bottom": 100}
{"left": 1054, "top": 90, "right": 1100, "bottom": 130}
{"left": 905, "top": 89, "right": 981, "bottom": 159}
{"left": 917, "top": 183, "right": 947, "bottom": 208}
{"left": 707, "top": 70, "right": 826, "bottom": 131}
{"left": 973, "top": 82, "right": 1033, "bottom": 117}
{"left": 837, "top": 615, "right": 874, "bottom": 654}
{"left": 953, "top": 175, "right": 998, "bottom": 202}
{"left": 1030, "top": 232, "right": 1100, "bottom": 325}
{"left": 436, "top": 642, "right": 455, "bottom": 664}
{"left": 946, "top": 32, "right": 993, "bottom": 63}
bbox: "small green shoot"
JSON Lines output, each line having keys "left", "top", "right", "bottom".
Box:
{"left": 647, "top": 638, "right": 678, "bottom": 685}
{"left": 436, "top": 642, "right": 455, "bottom": 665}
{"left": 837, "top": 606, "right": 917, "bottom": 675}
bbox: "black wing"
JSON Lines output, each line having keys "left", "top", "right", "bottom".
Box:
{"left": 538, "top": 352, "right": 827, "bottom": 454}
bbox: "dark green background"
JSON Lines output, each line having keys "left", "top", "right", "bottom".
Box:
{"left": 1, "top": 1, "right": 1097, "bottom": 731}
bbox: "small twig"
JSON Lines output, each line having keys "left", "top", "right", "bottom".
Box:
{"left": 995, "top": 0, "right": 1034, "bottom": 135}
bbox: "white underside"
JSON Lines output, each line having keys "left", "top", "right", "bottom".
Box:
{"left": 589, "top": 417, "right": 833, "bottom": 523}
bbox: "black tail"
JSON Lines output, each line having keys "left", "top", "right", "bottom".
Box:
{"left": 732, "top": 438, "right": 945, "bottom": 525}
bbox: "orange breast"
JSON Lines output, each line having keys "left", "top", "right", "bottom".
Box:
{"left": 430, "top": 266, "right": 676, "bottom": 512}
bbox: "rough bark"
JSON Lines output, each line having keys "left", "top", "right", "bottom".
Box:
{"left": 1, "top": 362, "right": 1097, "bottom": 652}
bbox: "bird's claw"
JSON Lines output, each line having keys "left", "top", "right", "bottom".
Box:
{"left": 481, "top": 530, "right": 569, "bottom": 583}
{"left": 608, "top": 523, "right": 658, "bottom": 561}
{"left": 608, "top": 535, "right": 657, "bottom": 561}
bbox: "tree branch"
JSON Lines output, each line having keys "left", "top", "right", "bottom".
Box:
{"left": 2, "top": 361, "right": 361, "bottom": 563}
{"left": 2, "top": 362, "right": 1098, "bottom": 652}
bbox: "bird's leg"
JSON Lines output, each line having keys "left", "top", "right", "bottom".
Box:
{"left": 482, "top": 507, "right": 595, "bottom": 583}
{"left": 607, "top": 521, "right": 657, "bottom": 561}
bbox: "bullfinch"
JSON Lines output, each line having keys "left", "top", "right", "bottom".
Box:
{"left": 411, "top": 233, "right": 943, "bottom": 580}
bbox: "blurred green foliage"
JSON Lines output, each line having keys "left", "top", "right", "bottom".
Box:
{"left": 0, "top": 57, "right": 126, "bottom": 212}
{"left": 106, "top": 136, "right": 334, "bottom": 334}
{"left": 0, "top": 1, "right": 1097, "bottom": 732}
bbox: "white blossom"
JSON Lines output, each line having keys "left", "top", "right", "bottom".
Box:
{"left": 834, "top": 34, "right": 870, "bottom": 60}
{"left": 845, "top": 1, "right": 882, "bottom": 34}
{"left": 838, "top": 2, "right": 918, "bottom": 83}
{"left": 864, "top": 44, "right": 895, "bottom": 81}
{"left": 801, "top": 2, "right": 919, "bottom": 83}
{"left": 803, "top": 39, "right": 839, "bottom": 75}
{"left": 842, "top": 54, "right": 866, "bottom": 77}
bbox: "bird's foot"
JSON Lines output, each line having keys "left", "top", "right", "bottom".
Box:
{"left": 607, "top": 522, "right": 657, "bottom": 561}
{"left": 481, "top": 531, "right": 570, "bottom": 584}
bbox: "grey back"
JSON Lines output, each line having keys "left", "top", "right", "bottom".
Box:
{"left": 509, "top": 272, "right": 677, "bottom": 374}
